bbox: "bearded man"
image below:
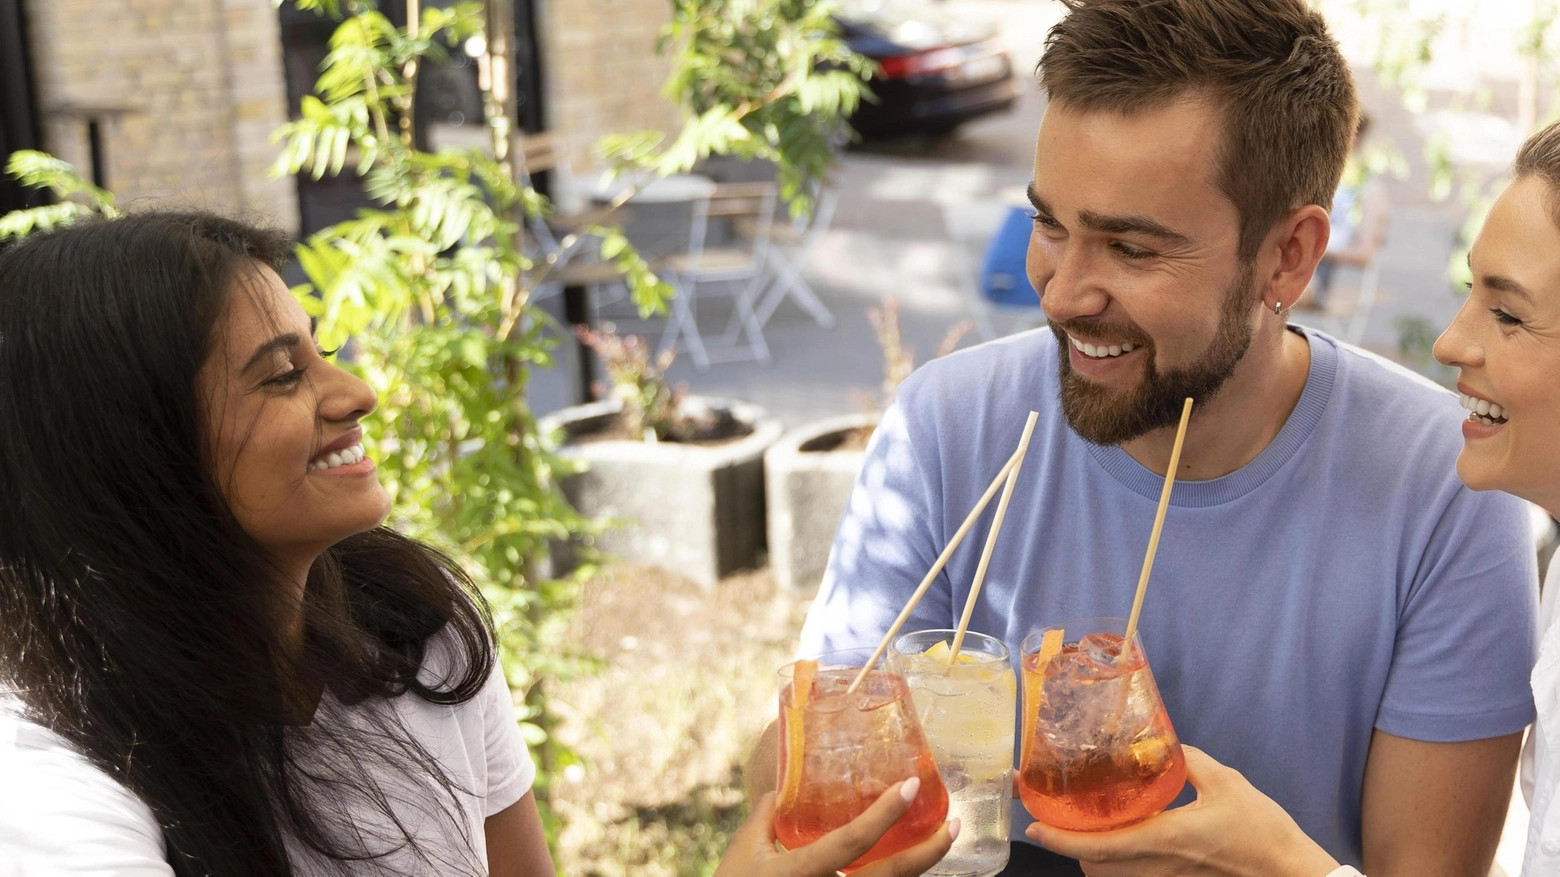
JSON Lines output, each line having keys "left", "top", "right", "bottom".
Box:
{"left": 751, "top": 1, "right": 1538, "bottom": 874}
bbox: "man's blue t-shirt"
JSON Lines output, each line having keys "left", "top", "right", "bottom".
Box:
{"left": 799, "top": 326, "right": 1539, "bottom": 866}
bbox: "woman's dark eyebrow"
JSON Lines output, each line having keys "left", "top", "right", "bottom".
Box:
{"left": 1482, "top": 274, "right": 1535, "bottom": 304}
{"left": 242, "top": 334, "right": 300, "bottom": 373}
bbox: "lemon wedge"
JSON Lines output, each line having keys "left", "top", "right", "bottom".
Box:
{"left": 922, "top": 640, "right": 984, "bottom": 665}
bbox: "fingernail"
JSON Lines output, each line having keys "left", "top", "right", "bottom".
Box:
{"left": 947, "top": 818, "right": 962, "bottom": 841}
{"left": 899, "top": 776, "right": 921, "bottom": 803}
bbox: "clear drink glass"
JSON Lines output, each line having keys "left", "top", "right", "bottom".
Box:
{"left": 1016, "top": 617, "right": 1186, "bottom": 832}
{"left": 775, "top": 647, "right": 950, "bottom": 872}
{"left": 892, "top": 630, "right": 1015, "bottom": 877}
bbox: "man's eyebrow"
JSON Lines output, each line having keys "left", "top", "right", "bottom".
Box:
{"left": 242, "top": 333, "right": 301, "bottom": 372}
{"left": 1024, "top": 182, "right": 1192, "bottom": 248}
{"left": 1026, "top": 182, "right": 1047, "bottom": 214}
{"left": 1077, "top": 209, "right": 1193, "bottom": 248}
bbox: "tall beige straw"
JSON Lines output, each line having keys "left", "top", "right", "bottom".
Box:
{"left": 1120, "top": 397, "right": 1194, "bottom": 662}
{"left": 948, "top": 412, "right": 1040, "bottom": 664}
{"left": 846, "top": 410, "right": 1041, "bottom": 694}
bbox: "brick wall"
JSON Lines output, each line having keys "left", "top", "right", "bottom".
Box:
{"left": 26, "top": 0, "right": 298, "bottom": 228}
{"left": 23, "top": 0, "right": 676, "bottom": 228}
{"left": 538, "top": 0, "right": 682, "bottom": 175}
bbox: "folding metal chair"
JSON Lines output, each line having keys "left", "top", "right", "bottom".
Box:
{"left": 657, "top": 182, "right": 779, "bottom": 370}
{"left": 752, "top": 183, "right": 838, "bottom": 330}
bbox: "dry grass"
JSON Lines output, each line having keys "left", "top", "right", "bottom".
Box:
{"left": 551, "top": 564, "right": 811, "bottom": 876}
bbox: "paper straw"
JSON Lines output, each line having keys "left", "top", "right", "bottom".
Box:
{"left": 845, "top": 414, "right": 1040, "bottom": 694}
{"left": 1120, "top": 397, "right": 1194, "bottom": 661}
{"left": 948, "top": 411, "right": 1040, "bottom": 664}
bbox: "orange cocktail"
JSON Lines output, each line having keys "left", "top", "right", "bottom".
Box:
{"left": 1017, "top": 618, "right": 1186, "bottom": 832}
{"left": 775, "top": 651, "right": 949, "bottom": 872}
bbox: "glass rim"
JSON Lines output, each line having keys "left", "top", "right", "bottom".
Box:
{"left": 890, "top": 628, "right": 1011, "bottom": 662}
{"left": 777, "top": 646, "right": 903, "bottom": 680}
{"left": 1019, "top": 616, "right": 1144, "bottom": 656}
{"left": 777, "top": 649, "right": 909, "bottom": 711}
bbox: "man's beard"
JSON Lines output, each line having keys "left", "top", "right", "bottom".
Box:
{"left": 1051, "top": 266, "right": 1258, "bottom": 446}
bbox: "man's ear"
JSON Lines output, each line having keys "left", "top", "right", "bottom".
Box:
{"left": 1262, "top": 204, "right": 1330, "bottom": 311}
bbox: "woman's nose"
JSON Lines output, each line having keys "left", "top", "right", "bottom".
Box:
{"left": 320, "top": 361, "right": 378, "bottom": 423}
{"left": 1433, "top": 300, "right": 1482, "bottom": 369}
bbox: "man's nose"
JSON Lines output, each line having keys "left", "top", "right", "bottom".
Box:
{"left": 1035, "top": 239, "right": 1108, "bottom": 323}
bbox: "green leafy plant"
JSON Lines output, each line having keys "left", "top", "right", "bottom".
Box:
{"left": 0, "top": 151, "right": 118, "bottom": 239}
{"left": 598, "top": 0, "right": 871, "bottom": 216}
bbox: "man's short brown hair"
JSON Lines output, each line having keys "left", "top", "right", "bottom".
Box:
{"left": 1038, "top": 0, "right": 1359, "bottom": 261}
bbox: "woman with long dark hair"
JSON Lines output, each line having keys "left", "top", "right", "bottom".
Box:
{"left": 0, "top": 212, "right": 953, "bottom": 875}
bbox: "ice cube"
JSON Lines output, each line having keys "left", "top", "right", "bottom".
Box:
{"left": 942, "top": 764, "right": 971, "bottom": 793}
{"left": 1077, "top": 633, "right": 1125, "bottom": 671}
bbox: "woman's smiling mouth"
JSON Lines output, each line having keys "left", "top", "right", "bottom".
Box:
{"left": 1459, "top": 392, "right": 1509, "bottom": 427}
{"left": 309, "top": 443, "right": 369, "bottom": 473}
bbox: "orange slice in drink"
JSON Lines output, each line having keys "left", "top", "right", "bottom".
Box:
{"left": 779, "top": 659, "right": 817, "bottom": 810}
{"left": 1022, "top": 630, "right": 1064, "bottom": 751}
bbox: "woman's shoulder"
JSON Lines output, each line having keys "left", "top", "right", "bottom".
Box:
{"left": 0, "top": 699, "right": 174, "bottom": 875}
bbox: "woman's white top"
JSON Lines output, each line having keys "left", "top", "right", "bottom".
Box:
{"left": 1523, "top": 550, "right": 1560, "bottom": 874}
{"left": 0, "top": 633, "right": 535, "bottom": 876}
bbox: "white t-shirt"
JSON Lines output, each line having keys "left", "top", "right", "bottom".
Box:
{"left": 1524, "top": 550, "right": 1560, "bottom": 875}
{"left": 0, "top": 632, "right": 536, "bottom": 876}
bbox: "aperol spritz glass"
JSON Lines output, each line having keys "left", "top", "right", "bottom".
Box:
{"left": 1016, "top": 618, "right": 1186, "bottom": 832}
{"left": 775, "top": 648, "right": 950, "bottom": 872}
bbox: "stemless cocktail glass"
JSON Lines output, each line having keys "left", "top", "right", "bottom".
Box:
{"left": 892, "top": 630, "right": 1016, "bottom": 877}
{"left": 774, "top": 648, "right": 950, "bottom": 872}
{"left": 1016, "top": 618, "right": 1186, "bottom": 832}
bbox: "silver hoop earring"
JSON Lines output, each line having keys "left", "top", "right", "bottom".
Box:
{"left": 1273, "top": 300, "right": 1288, "bottom": 317}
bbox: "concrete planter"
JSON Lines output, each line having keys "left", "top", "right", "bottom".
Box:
{"left": 542, "top": 396, "right": 784, "bottom": 588}
{"left": 765, "top": 413, "right": 879, "bottom": 593}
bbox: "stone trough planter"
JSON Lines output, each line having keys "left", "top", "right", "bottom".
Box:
{"left": 765, "top": 413, "right": 878, "bottom": 593}
{"left": 541, "top": 396, "right": 784, "bottom": 588}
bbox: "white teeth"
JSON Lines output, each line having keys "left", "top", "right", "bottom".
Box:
{"left": 310, "top": 444, "right": 366, "bottom": 472}
{"left": 1460, "top": 393, "right": 1508, "bottom": 422}
{"left": 1069, "top": 335, "right": 1137, "bottom": 358}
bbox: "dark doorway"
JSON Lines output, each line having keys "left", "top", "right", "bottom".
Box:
{"left": 514, "top": 0, "right": 545, "bottom": 137}
{"left": 0, "top": 0, "right": 46, "bottom": 214}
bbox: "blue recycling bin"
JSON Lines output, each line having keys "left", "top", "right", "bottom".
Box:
{"left": 979, "top": 205, "right": 1040, "bottom": 307}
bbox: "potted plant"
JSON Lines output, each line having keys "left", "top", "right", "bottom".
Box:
{"left": 766, "top": 299, "right": 970, "bottom": 592}
{"left": 542, "top": 326, "right": 785, "bottom": 588}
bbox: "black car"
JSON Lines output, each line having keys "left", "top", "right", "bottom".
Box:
{"left": 837, "top": 0, "right": 1019, "bottom": 138}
